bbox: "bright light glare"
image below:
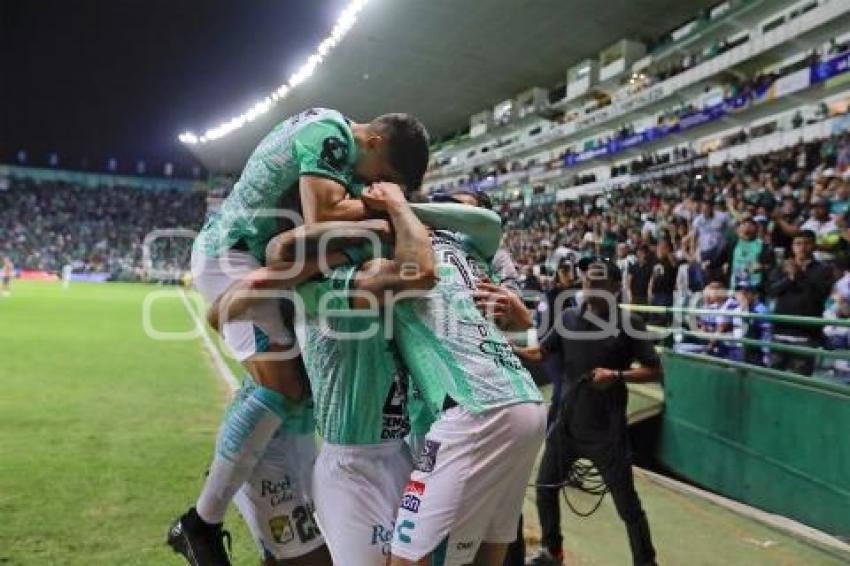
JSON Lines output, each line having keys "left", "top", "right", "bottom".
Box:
{"left": 179, "top": 0, "right": 369, "bottom": 145}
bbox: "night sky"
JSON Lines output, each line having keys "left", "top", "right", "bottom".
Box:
{"left": 1, "top": 0, "right": 348, "bottom": 178}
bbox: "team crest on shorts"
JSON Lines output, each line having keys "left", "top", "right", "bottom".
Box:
{"left": 268, "top": 515, "right": 295, "bottom": 544}
{"left": 414, "top": 440, "right": 441, "bottom": 472}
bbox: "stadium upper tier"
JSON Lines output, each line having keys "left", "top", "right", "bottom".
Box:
{"left": 182, "top": 0, "right": 722, "bottom": 171}
{"left": 422, "top": 0, "right": 850, "bottom": 194}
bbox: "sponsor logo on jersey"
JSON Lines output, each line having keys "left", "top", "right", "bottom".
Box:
{"left": 381, "top": 368, "right": 411, "bottom": 440}
{"left": 479, "top": 339, "right": 524, "bottom": 370}
{"left": 414, "top": 440, "right": 441, "bottom": 473}
{"left": 396, "top": 520, "right": 415, "bottom": 544}
{"left": 404, "top": 480, "right": 426, "bottom": 496}
{"left": 370, "top": 523, "right": 394, "bottom": 556}
{"left": 269, "top": 515, "right": 295, "bottom": 544}
{"left": 400, "top": 494, "right": 421, "bottom": 513}
{"left": 320, "top": 136, "right": 349, "bottom": 172}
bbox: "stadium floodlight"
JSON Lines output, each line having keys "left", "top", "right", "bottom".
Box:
{"left": 178, "top": 132, "right": 199, "bottom": 145}
{"left": 178, "top": 0, "right": 369, "bottom": 145}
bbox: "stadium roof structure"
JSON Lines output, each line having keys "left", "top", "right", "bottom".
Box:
{"left": 185, "top": 0, "right": 718, "bottom": 173}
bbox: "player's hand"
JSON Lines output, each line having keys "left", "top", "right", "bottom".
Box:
{"left": 513, "top": 345, "right": 543, "bottom": 362}
{"left": 473, "top": 280, "right": 532, "bottom": 331}
{"left": 783, "top": 258, "right": 799, "bottom": 279}
{"left": 591, "top": 367, "right": 618, "bottom": 386}
{"left": 362, "top": 182, "right": 407, "bottom": 212}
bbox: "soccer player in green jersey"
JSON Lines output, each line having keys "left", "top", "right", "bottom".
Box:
{"left": 244, "top": 181, "right": 543, "bottom": 566}
{"left": 170, "top": 109, "right": 429, "bottom": 565}
{"left": 203, "top": 185, "right": 512, "bottom": 566}
{"left": 293, "top": 183, "right": 435, "bottom": 566}
{"left": 385, "top": 213, "right": 545, "bottom": 565}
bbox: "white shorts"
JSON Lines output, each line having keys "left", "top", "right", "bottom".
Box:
{"left": 233, "top": 430, "right": 324, "bottom": 560}
{"left": 313, "top": 440, "right": 413, "bottom": 566}
{"left": 191, "top": 249, "right": 295, "bottom": 361}
{"left": 392, "top": 402, "right": 546, "bottom": 564}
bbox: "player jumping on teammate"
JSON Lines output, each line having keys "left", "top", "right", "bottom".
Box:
{"left": 168, "top": 108, "right": 428, "bottom": 566}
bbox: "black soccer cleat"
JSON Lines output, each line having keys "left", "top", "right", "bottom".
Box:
{"left": 526, "top": 548, "right": 564, "bottom": 566}
{"left": 167, "top": 507, "right": 232, "bottom": 566}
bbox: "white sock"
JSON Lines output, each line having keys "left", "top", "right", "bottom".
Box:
{"left": 196, "top": 382, "right": 285, "bottom": 524}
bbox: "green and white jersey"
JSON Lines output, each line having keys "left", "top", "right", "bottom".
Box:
{"left": 295, "top": 265, "right": 410, "bottom": 445}
{"left": 195, "top": 108, "right": 362, "bottom": 262}
{"left": 394, "top": 231, "right": 543, "bottom": 416}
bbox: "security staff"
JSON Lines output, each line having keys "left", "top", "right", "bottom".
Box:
{"left": 519, "top": 257, "right": 661, "bottom": 566}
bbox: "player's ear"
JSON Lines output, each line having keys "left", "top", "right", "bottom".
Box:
{"left": 365, "top": 133, "right": 384, "bottom": 151}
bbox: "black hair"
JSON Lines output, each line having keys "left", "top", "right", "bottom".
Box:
{"left": 796, "top": 229, "right": 817, "bottom": 242}
{"left": 578, "top": 256, "right": 622, "bottom": 283}
{"left": 372, "top": 113, "right": 430, "bottom": 190}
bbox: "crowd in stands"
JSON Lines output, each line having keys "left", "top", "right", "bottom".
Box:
{"left": 0, "top": 179, "right": 205, "bottom": 279}
{"left": 429, "top": 32, "right": 850, "bottom": 189}
{"left": 501, "top": 132, "right": 850, "bottom": 383}
{"left": 4, "top": 129, "right": 850, "bottom": 381}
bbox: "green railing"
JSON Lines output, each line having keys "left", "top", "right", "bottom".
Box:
{"left": 622, "top": 303, "right": 850, "bottom": 371}
{"left": 622, "top": 303, "right": 850, "bottom": 329}
{"left": 618, "top": 302, "right": 850, "bottom": 537}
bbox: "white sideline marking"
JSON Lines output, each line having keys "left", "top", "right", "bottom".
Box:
{"left": 179, "top": 288, "right": 239, "bottom": 392}
{"left": 635, "top": 466, "right": 850, "bottom": 556}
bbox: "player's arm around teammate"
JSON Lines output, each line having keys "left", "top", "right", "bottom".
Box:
{"left": 347, "top": 183, "right": 438, "bottom": 305}
{"left": 207, "top": 218, "right": 393, "bottom": 329}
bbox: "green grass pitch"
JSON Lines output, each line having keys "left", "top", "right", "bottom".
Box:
{"left": 1, "top": 280, "right": 846, "bottom": 565}
{"left": 0, "top": 281, "right": 255, "bottom": 564}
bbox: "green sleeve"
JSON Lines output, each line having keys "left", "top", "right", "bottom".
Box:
{"left": 292, "top": 118, "right": 358, "bottom": 192}
{"left": 296, "top": 265, "right": 358, "bottom": 317}
{"left": 341, "top": 243, "right": 374, "bottom": 266}
{"left": 408, "top": 202, "right": 503, "bottom": 259}
{"left": 340, "top": 239, "right": 393, "bottom": 266}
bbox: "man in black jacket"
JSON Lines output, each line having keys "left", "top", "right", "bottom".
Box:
{"left": 627, "top": 244, "right": 654, "bottom": 305}
{"left": 768, "top": 230, "right": 834, "bottom": 375}
{"left": 519, "top": 258, "right": 662, "bottom": 566}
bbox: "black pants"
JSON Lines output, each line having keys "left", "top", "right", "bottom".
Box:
{"left": 535, "top": 416, "right": 656, "bottom": 566}
{"left": 502, "top": 515, "right": 525, "bottom": 566}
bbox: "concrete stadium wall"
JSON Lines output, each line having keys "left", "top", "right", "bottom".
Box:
{"left": 657, "top": 351, "right": 850, "bottom": 537}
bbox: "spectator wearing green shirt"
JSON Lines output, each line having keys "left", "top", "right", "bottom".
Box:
{"left": 727, "top": 215, "right": 773, "bottom": 293}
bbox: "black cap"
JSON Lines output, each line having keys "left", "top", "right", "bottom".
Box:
{"left": 577, "top": 256, "right": 622, "bottom": 282}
